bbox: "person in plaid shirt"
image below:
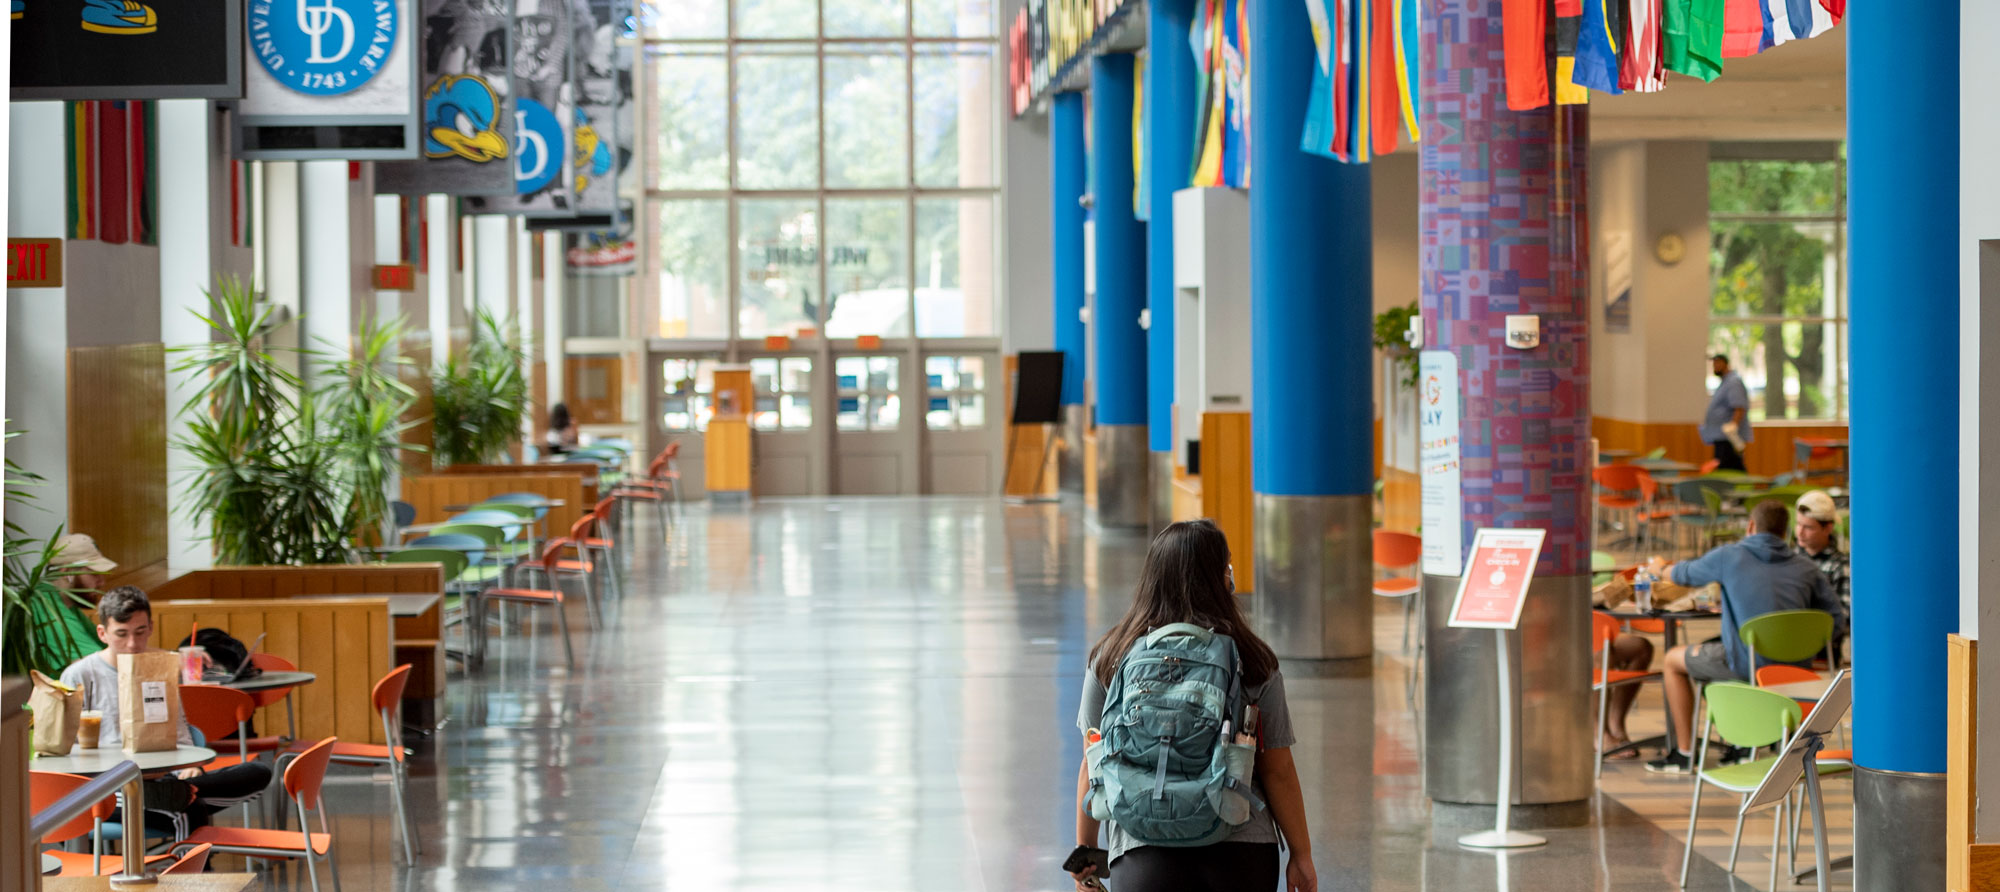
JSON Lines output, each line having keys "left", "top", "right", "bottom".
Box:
{"left": 1794, "top": 491, "right": 1849, "bottom": 611}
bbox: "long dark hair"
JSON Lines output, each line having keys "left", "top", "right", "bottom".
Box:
{"left": 1088, "top": 519, "right": 1279, "bottom": 688}
{"left": 548, "top": 402, "right": 573, "bottom": 431}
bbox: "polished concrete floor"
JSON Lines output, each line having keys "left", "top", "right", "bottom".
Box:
{"left": 217, "top": 497, "right": 1844, "bottom": 890}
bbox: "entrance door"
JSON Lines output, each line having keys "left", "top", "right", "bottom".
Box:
{"left": 748, "top": 355, "right": 818, "bottom": 496}
{"left": 653, "top": 356, "right": 721, "bottom": 499}
{"left": 921, "top": 353, "right": 1001, "bottom": 494}
{"left": 832, "top": 354, "right": 914, "bottom": 494}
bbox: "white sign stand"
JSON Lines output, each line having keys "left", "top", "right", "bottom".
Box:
{"left": 1447, "top": 528, "right": 1550, "bottom": 850}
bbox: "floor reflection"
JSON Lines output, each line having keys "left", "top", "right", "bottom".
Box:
{"left": 202, "top": 497, "right": 1806, "bottom": 890}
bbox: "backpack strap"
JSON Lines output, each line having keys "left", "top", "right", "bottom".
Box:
{"left": 1143, "top": 622, "right": 1215, "bottom": 648}
{"left": 1223, "top": 776, "right": 1267, "bottom": 812}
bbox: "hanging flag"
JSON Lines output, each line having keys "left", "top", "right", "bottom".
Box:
{"left": 1721, "top": 0, "right": 1766, "bottom": 57}
{"left": 1622, "top": 0, "right": 1666, "bottom": 91}
{"left": 1134, "top": 51, "right": 1148, "bottom": 220}
{"left": 1818, "top": 0, "right": 1841, "bottom": 23}
{"left": 1219, "top": 0, "right": 1249, "bottom": 186}
{"left": 1394, "top": 0, "right": 1420, "bottom": 142}
{"left": 1553, "top": 4, "right": 1588, "bottom": 104}
{"left": 1351, "top": 0, "right": 1371, "bottom": 161}
{"left": 1502, "top": 0, "right": 1549, "bottom": 110}
{"left": 1300, "top": 0, "right": 1342, "bottom": 161}
{"left": 1370, "top": 0, "right": 1399, "bottom": 158}
{"left": 1663, "top": 0, "right": 1724, "bottom": 82}
{"left": 1190, "top": 0, "right": 1228, "bottom": 185}
{"left": 1573, "top": 0, "right": 1622, "bottom": 93}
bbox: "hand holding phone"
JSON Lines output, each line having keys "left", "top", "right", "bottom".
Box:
{"left": 1063, "top": 845, "right": 1109, "bottom": 891}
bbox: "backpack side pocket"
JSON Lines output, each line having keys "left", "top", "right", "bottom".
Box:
{"left": 1206, "top": 741, "right": 1262, "bottom": 825}
{"left": 1084, "top": 737, "right": 1120, "bottom": 822}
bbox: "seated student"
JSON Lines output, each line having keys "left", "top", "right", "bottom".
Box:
{"left": 52, "top": 532, "right": 118, "bottom": 597}
{"left": 545, "top": 402, "right": 580, "bottom": 455}
{"left": 58, "top": 587, "right": 273, "bottom": 838}
{"left": 1639, "top": 501, "right": 1847, "bottom": 774}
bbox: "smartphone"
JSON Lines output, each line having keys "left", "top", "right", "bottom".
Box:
{"left": 1062, "top": 845, "right": 1110, "bottom": 884}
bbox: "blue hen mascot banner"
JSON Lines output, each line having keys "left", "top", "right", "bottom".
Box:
{"left": 377, "top": 0, "right": 517, "bottom": 194}
{"left": 463, "top": 0, "right": 574, "bottom": 217}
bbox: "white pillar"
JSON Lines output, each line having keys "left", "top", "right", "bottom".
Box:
{"left": 472, "top": 214, "right": 514, "bottom": 322}
{"left": 300, "top": 160, "right": 352, "bottom": 385}
{"left": 157, "top": 100, "right": 221, "bottom": 572}
{"left": 6, "top": 103, "right": 70, "bottom": 542}
{"left": 263, "top": 162, "right": 305, "bottom": 374}
{"left": 542, "top": 232, "right": 565, "bottom": 411}
{"left": 426, "top": 194, "right": 456, "bottom": 367}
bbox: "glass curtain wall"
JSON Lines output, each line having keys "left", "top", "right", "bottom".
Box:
{"left": 646, "top": 0, "right": 1000, "bottom": 343}
{"left": 1706, "top": 147, "right": 1848, "bottom": 423}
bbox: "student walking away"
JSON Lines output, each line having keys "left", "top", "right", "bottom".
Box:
{"left": 1067, "top": 519, "right": 1317, "bottom": 892}
{"left": 1636, "top": 502, "right": 1847, "bottom": 774}
{"left": 58, "top": 587, "right": 274, "bottom": 839}
{"left": 1701, "top": 354, "right": 1752, "bottom": 472}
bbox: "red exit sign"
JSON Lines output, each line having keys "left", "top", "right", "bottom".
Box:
{"left": 7, "top": 238, "right": 63, "bottom": 288}
{"left": 372, "top": 263, "right": 416, "bottom": 291}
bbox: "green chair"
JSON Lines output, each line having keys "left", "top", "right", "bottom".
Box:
{"left": 1644, "top": 446, "right": 1667, "bottom": 460}
{"left": 381, "top": 547, "right": 469, "bottom": 583}
{"left": 1678, "top": 683, "right": 1848, "bottom": 889}
{"left": 1738, "top": 609, "right": 1836, "bottom": 669}
{"left": 430, "top": 523, "right": 524, "bottom": 585}
{"left": 1670, "top": 479, "right": 1738, "bottom": 556}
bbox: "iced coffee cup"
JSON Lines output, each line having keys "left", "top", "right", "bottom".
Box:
{"left": 77, "top": 710, "right": 103, "bottom": 749}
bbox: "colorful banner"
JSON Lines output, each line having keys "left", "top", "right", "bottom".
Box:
{"left": 10, "top": 0, "right": 242, "bottom": 100}
{"left": 234, "top": 0, "right": 422, "bottom": 158}
{"left": 571, "top": 0, "right": 628, "bottom": 218}
{"left": 464, "top": 0, "right": 575, "bottom": 217}
{"left": 564, "top": 228, "right": 634, "bottom": 276}
{"left": 1189, "top": 0, "right": 1246, "bottom": 188}
{"left": 375, "top": 0, "right": 516, "bottom": 194}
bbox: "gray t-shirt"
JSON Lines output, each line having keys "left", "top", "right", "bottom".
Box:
{"left": 1077, "top": 668, "right": 1295, "bottom": 863}
{"left": 58, "top": 651, "right": 195, "bottom": 750}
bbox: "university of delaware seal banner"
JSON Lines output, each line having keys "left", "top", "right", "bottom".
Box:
{"left": 376, "top": 0, "right": 516, "bottom": 194}
{"left": 234, "top": 0, "right": 421, "bottom": 158}
{"left": 463, "top": 0, "right": 574, "bottom": 217}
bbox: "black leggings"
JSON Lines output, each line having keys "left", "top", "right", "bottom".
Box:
{"left": 1110, "top": 842, "right": 1281, "bottom": 892}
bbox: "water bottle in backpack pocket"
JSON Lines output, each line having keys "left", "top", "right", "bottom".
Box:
{"left": 1084, "top": 623, "right": 1267, "bottom": 847}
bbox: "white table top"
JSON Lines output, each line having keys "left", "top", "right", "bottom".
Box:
{"left": 33, "top": 745, "right": 217, "bottom": 775}
{"left": 1764, "top": 678, "right": 1832, "bottom": 700}
{"left": 43, "top": 853, "right": 60, "bottom": 875}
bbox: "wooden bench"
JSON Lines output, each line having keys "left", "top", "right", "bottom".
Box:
{"left": 435, "top": 464, "right": 600, "bottom": 508}
{"left": 150, "top": 565, "right": 448, "bottom": 727}
{"left": 148, "top": 597, "right": 393, "bottom": 745}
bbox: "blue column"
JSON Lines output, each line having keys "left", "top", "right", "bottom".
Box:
{"left": 1145, "top": 0, "right": 1197, "bottom": 456}
{"left": 1051, "top": 92, "right": 1087, "bottom": 408}
{"left": 1849, "top": 2, "right": 1957, "bottom": 887}
{"left": 1088, "top": 53, "right": 1149, "bottom": 527}
{"left": 1089, "top": 54, "right": 1146, "bottom": 428}
{"left": 1246, "top": 0, "right": 1373, "bottom": 661}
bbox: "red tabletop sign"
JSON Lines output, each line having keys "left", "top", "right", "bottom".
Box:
{"left": 1446, "top": 528, "right": 1548, "bottom": 630}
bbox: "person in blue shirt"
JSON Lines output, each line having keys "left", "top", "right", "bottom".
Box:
{"left": 1638, "top": 501, "right": 1846, "bottom": 774}
{"left": 1701, "top": 354, "right": 1752, "bottom": 472}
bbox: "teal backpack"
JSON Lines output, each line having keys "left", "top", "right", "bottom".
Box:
{"left": 1084, "top": 623, "right": 1266, "bottom": 846}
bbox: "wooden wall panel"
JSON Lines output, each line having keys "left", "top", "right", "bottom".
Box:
{"left": 1002, "top": 425, "right": 1060, "bottom": 497}
{"left": 1590, "top": 417, "right": 1848, "bottom": 477}
{"left": 564, "top": 355, "right": 624, "bottom": 425}
{"left": 149, "top": 598, "right": 392, "bottom": 744}
{"left": 152, "top": 565, "right": 445, "bottom": 600}
{"left": 400, "top": 473, "right": 587, "bottom": 524}
{"left": 1, "top": 678, "right": 32, "bottom": 892}
{"left": 1953, "top": 635, "right": 1977, "bottom": 892}
{"left": 438, "top": 464, "right": 600, "bottom": 505}
{"left": 705, "top": 420, "right": 752, "bottom": 493}
{"left": 1381, "top": 467, "right": 1420, "bottom": 534}
{"left": 1200, "top": 412, "right": 1253, "bottom": 592}
{"left": 67, "top": 343, "right": 168, "bottom": 577}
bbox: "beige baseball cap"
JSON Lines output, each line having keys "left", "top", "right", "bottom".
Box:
{"left": 1796, "top": 491, "right": 1838, "bottom": 524}
{"left": 53, "top": 534, "right": 118, "bottom": 573}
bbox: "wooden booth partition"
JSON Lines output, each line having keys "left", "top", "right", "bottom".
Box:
{"left": 1590, "top": 417, "right": 1849, "bottom": 475}
{"left": 68, "top": 343, "right": 169, "bottom": 591}
{"left": 150, "top": 564, "right": 448, "bottom": 718}
{"left": 439, "top": 463, "right": 601, "bottom": 505}
{"left": 400, "top": 472, "right": 587, "bottom": 524}
{"left": 149, "top": 598, "right": 393, "bottom": 745}
{"left": 2, "top": 677, "right": 31, "bottom": 892}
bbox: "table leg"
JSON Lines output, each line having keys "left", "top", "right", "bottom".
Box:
{"left": 1660, "top": 619, "right": 1682, "bottom": 754}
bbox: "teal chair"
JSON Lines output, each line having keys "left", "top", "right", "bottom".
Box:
{"left": 1670, "top": 479, "right": 1739, "bottom": 557}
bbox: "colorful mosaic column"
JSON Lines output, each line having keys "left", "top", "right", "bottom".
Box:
{"left": 1247, "top": 0, "right": 1375, "bottom": 662}
{"left": 1849, "top": 2, "right": 1957, "bottom": 888}
{"left": 1145, "top": 0, "right": 1198, "bottom": 531}
{"left": 1051, "top": 91, "right": 1088, "bottom": 493}
{"left": 1418, "top": 0, "right": 1594, "bottom": 824}
{"left": 1090, "top": 53, "right": 1149, "bottom": 528}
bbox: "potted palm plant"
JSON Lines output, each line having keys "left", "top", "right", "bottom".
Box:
{"left": 319, "top": 316, "right": 423, "bottom": 544}
{"left": 432, "top": 309, "right": 529, "bottom": 467}
{"left": 1, "top": 430, "right": 99, "bottom": 677}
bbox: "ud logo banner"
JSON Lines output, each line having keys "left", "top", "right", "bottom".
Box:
{"left": 250, "top": 0, "right": 398, "bottom": 95}
{"left": 463, "top": 0, "right": 574, "bottom": 217}
{"left": 234, "top": 0, "right": 418, "bottom": 158}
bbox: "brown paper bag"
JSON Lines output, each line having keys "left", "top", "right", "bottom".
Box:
{"left": 28, "top": 670, "right": 83, "bottom": 756}
{"left": 118, "top": 651, "right": 182, "bottom": 753}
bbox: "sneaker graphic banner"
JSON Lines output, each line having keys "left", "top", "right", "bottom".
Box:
{"left": 10, "top": 0, "right": 242, "bottom": 99}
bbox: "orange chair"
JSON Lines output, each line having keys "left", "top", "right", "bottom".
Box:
{"left": 162, "top": 843, "right": 214, "bottom": 875}
{"left": 1371, "top": 530, "right": 1422, "bottom": 655}
{"left": 612, "top": 450, "right": 680, "bottom": 528}
{"left": 176, "top": 737, "right": 342, "bottom": 892}
{"left": 1591, "top": 612, "right": 1662, "bottom": 778}
{"left": 480, "top": 539, "right": 578, "bottom": 667}
{"left": 180, "top": 684, "right": 285, "bottom": 823}
{"left": 1593, "top": 464, "right": 1646, "bottom": 543}
{"left": 279, "top": 665, "right": 419, "bottom": 864}
{"left": 248, "top": 652, "right": 304, "bottom": 741}
{"left": 1698, "top": 458, "right": 1721, "bottom": 474}
{"left": 1754, "top": 665, "right": 1845, "bottom": 753}
{"left": 537, "top": 514, "right": 611, "bottom": 626}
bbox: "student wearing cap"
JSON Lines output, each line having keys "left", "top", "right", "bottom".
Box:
{"left": 52, "top": 532, "right": 118, "bottom": 597}
{"left": 1793, "top": 490, "right": 1848, "bottom": 611}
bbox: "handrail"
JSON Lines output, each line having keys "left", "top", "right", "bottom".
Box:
{"left": 29, "top": 759, "right": 155, "bottom": 883}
